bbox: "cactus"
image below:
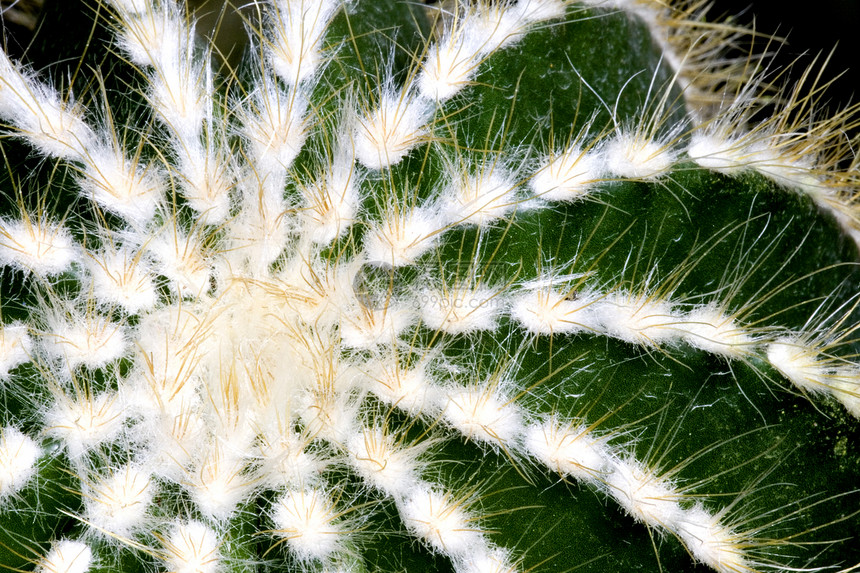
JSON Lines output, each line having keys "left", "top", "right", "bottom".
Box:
{"left": 0, "top": 0, "right": 859, "bottom": 571}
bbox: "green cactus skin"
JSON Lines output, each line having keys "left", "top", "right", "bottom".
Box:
{"left": 0, "top": 1, "right": 858, "bottom": 572}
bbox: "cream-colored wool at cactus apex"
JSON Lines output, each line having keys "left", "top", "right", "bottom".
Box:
{"left": 0, "top": 1, "right": 858, "bottom": 572}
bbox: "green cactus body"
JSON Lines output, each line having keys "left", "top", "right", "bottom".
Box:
{"left": 0, "top": 1, "right": 858, "bottom": 571}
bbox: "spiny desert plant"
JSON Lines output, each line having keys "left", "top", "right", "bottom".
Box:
{"left": 0, "top": 0, "right": 858, "bottom": 571}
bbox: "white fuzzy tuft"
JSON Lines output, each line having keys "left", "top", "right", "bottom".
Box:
{"left": 0, "top": 322, "right": 32, "bottom": 379}
{"left": 116, "top": 9, "right": 183, "bottom": 69}
{"left": 0, "top": 426, "right": 39, "bottom": 499}
{"left": 162, "top": 521, "right": 220, "bottom": 573}
{"left": 175, "top": 144, "right": 233, "bottom": 226}
{"left": 364, "top": 208, "right": 444, "bottom": 267}
{"left": 420, "top": 284, "right": 503, "bottom": 335}
{"left": 268, "top": 0, "right": 340, "bottom": 85}
{"left": 188, "top": 443, "right": 253, "bottom": 521}
{"left": 605, "top": 457, "right": 682, "bottom": 528}
{"left": 766, "top": 338, "right": 829, "bottom": 394}
{"left": 347, "top": 427, "right": 420, "bottom": 497}
{"left": 366, "top": 358, "right": 442, "bottom": 416}
{"left": 0, "top": 218, "right": 77, "bottom": 276}
{"left": 512, "top": 0, "right": 567, "bottom": 23}
{"left": 45, "top": 392, "right": 126, "bottom": 459}
{"left": 591, "top": 293, "right": 676, "bottom": 346}
{"left": 302, "top": 149, "right": 360, "bottom": 245}
{"left": 677, "top": 306, "right": 753, "bottom": 356}
{"left": 78, "top": 145, "right": 163, "bottom": 226}
{"left": 603, "top": 133, "right": 675, "bottom": 179}
{"left": 244, "top": 82, "right": 308, "bottom": 177}
{"left": 687, "top": 133, "right": 747, "bottom": 175}
{"left": 43, "top": 314, "right": 127, "bottom": 371}
{"left": 85, "top": 465, "right": 154, "bottom": 537}
{"left": 37, "top": 540, "right": 92, "bottom": 573}
{"left": 828, "top": 372, "right": 860, "bottom": 417}
{"left": 338, "top": 303, "right": 415, "bottom": 349}
{"left": 272, "top": 488, "right": 343, "bottom": 562}
{"left": 146, "top": 228, "right": 212, "bottom": 298}
{"left": 258, "top": 432, "right": 320, "bottom": 488}
{"left": 444, "top": 386, "right": 522, "bottom": 448}
{"left": 454, "top": 545, "right": 517, "bottom": 573}
{"left": 530, "top": 146, "right": 603, "bottom": 201}
{"left": 676, "top": 506, "right": 748, "bottom": 573}
{"left": 354, "top": 95, "right": 431, "bottom": 169}
{"left": 510, "top": 288, "right": 600, "bottom": 335}
{"left": 87, "top": 246, "right": 158, "bottom": 314}
{"left": 399, "top": 486, "right": 484, "bottom": 557}
{"left": 418, "top": 34, "right": 483, "bottom": 102}
{"left": 442, "top": 168, "right": 520, "bottom": 227}
{"left": 524, "top": 419, "right": 608, "bottom": 482}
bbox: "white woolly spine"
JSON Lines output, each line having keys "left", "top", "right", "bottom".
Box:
{"left": 37, "top": 540, "right": 93, "bottom": 573}
{"left": 0, "top": 322, "right": 33, "bottom": 379}
{"left": 161, "top": 520, "right": 220, "bottom": 573}
{"left": 0, "top": 426, "right": 40, "bottom": 500}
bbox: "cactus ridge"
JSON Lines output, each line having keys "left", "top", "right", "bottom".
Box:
{"left": 0, "top": 1, "right": 858, "bottom": 572}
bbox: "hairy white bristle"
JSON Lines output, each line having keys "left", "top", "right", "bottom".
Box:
{"left": 510, "top": 288, "right": 600, "bottom": 335}
{"left": 524, "top": 419, "right": 608, "bottom": 482}
{"left": 87, "top": 246, "right": 159, "bottom": 314}
{"left": 149, "top": 53, "right": 207, "bottom": 143}
{"left": 347, "top": 427, "right": 420, "bottom": 497}
{"left": 338, "top": 303, "right": 414, "bottom": 349}
{"left": 146, "top": 228, "right": 212, "bottom": 298}
{"left": 363, "top": 208, "right": 444, "bottom": 267}
{"left": 0, "top": 426, "right": 39, "bottom": 499}
{"left": 676, "top": 506, "right": 748, "bottom": 573}
{"left": 117, "top": 9, "right": 183, "bottom": 69}
{"left": 0, "top": 218, "right": 77, "bottom": 276}
{"left": 85, "top": 465, "right": 154, "bottom": 537}
{"left": 37, "top": 540, "right": 92, "bottom": 573}
{"left": 603, "top": 133, "right": 675, "bottom": 179}
{"left": 272, "top": 488, "right": 343, "bottom": 562}
{"left": 399, "top": 486, "right": 484, "bottom": 557}
{"left": 366, "top": 358, "right": 442, "bottom": 416}
{"left": 829, "top": 376, "right": 860, "bottom": 417}
{"left": 78, "top": 145, "right": 163, "bottom": 225}
{"left": 512, "top": 0, "right": 567, "bottom": 22}
{"left": 258, "top": 432, "right": 319, "bottom": 488}
{"left": 105, "top": 0, "right": 151, "bottom": 15}
{"left": 43, "top": 314, "right": 127, "bottom": 371}
{"left": 593, "top": 293, "right": 676, "bottom": 346}
{"left": 303, "top": 151, "right": 360, "bottom": 245}
{"left": 45, "top": 391, "right": 126, "bottom": 459}
{"left": 188, "top": 443, "right": 253, "bottom": 521}
{"left": 0, "top": 322, "right": 32, "bottom": 379}
{"left": 162, "top": 521, "right": 220, "bottom": 573}
{"left": 766, "top": 338, "right": 829, "bottom": 394}
{"left": 244, "top": 82, "right": 308, "bottom": 177}
{"left": 354, "top": 95, "right": 431, "bottom": 169}
{"left": 420, "top": 284, "right": 502, "bottom": 335}
{"left": 176, "top": 145, "right": 233, "bottom": 225}
{"left": 442, "top": 168, "right": 519, "bottom": 227}
{"left": 687, "top": 133, "right": 747, "bottom": 175}
{"left": 418, "top": 33, "right": 483, "bottom": 102}
{"left": 530, "top": 146, "right": 603, "bottom": 201}
{"left": 268, "top": 0, "right": 339, "bottom": 85}
{"left": 605, "top": 457, "right": 682, "bottom": 527}
{"left": 677, "top": 306, "right": 753, "bottom": 356}
{"left": 444, "top": 386, "right": 522, "bottom": 448}
{"left": 454, "top": 545, "right": 517, "bottom": 573}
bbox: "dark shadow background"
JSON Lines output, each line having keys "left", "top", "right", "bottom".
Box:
{"left": 708, "top": 0, "right": 858, "bottom": 121}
